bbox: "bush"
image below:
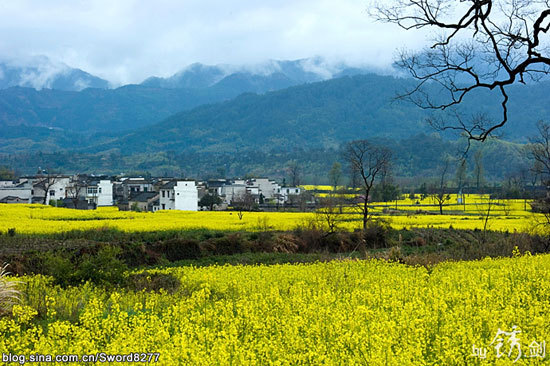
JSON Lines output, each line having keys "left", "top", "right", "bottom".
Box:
{"left": 42, "top": 245, "right": 127, "bottom": 287}
{"left": 209, "top": 234, "right": 247, "bottom": 255}
{"left": 42, "top": 252, "right": 74, "bottom": 287}
{"left": 76, "top": 245, "right": 127, "bottom": 287}
{"left": 363, "top": 220, "right": 391, "bottom": 249}
{"left": 272, "top": 234, "right": 300, "bottom": 253}
{"left": 387, "top": 246, "right": 403, "bottom": 263}
{"left": 293, "top": 228, "right": 324, "bottom": 252}
{"left": 7, "top": 228, "right": 16, "bottom": 237}
{"left": 151, "top": 238, "right": 202, "bottom": 261}
{"left": 126, "top": 272, "right": 180, "bottom": 293}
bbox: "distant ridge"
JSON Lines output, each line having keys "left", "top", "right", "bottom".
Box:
{"left": 140, "top": 57, "right": 375, "bottom": 91}
{"left": 0, "top": 56, "right": 109, "bottom": 91}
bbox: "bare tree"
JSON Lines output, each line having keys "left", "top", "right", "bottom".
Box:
{"left": 456, "top": 158, "right": 468, "bottom": 192}
{"left": 528, "top": 121, "right": 550, "bottom": 227}
{"left": 430, "top": 158, "right": 452, "bottom": 214}
{"left": 232, "top": 191, "right": 256, "bottom": 219}
{"left": 316, "top": 196, "right": 341, "bottom": 233}
{"left": 344, "top": 140, "right": 392, "bottom": 230}
{"left": 65, "top": 177, "right": 87, "bottom": 209}
{"left": 36, "top": 171, "right": 63, "bottom": 205}
{"left": 373, "top": 1, "right": 550, "bottom": 142}
{"left": 329, "top": 162, "right": 342, "bottom": 190}
{"left": 286, "top": 160, "right": 302, "bottom": 187}
{"left": 473, "top": 149, "right": 485, "bottom": 191}
{"left": 456, "top": 158, "right": 468, "bottom": 208}
{"left": 529, "top": 120, "right": 550, "bottom": 183}
{"left": 328, "top": 162, "right": 344, "bottom": 213}
{"left": 477, "top": 195, "right": 495, "bottom": 243}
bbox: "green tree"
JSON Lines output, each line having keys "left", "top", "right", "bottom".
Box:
{"left": 199, "top": 193, "right": 223, "bottom": 211}
{"left": 0, "top": 166, "right": 14, "bottom": 180}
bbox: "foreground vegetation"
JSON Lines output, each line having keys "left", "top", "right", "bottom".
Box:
{"left": 1, "top": 253, "right": 549, "bottom": 364}
{"left": 1, "top": 196, "right": 549, "bottom": 364}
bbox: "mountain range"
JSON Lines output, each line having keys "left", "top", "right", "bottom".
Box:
{"left": 0, "top": 56, "right": 546, "bottom": 180}
{"left": 0, "top": 56, "right": 376, "bottom": 134}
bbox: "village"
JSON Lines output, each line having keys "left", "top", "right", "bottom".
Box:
{"left": 0, "top": 173, "right": 305, "bottom": 212}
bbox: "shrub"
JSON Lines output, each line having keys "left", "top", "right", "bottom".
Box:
{"left": 42, "top": 252, "right": 74, "bottom": 287}
{"left": 209, "top": 234, "right": 247, "bottom": 255}
{"left": 42, "top": 246, "right": 128, "bottom": 287}
{"left": 363, "top": 220, "right": 391, "bottom": 249}
{"left": 387, "top": 246, "right": 404, "bottom": 263}
{"left": 126, "top": 272, "right": 180, "bottom": 293}
{"left": 152, "top": 238, "right": 202, "bottom": 261}
{"left": 272, "top": 234, "right": 300, "bottom": 253}
{"left": 76, "top": 245, "right": 127, "bottom": 287}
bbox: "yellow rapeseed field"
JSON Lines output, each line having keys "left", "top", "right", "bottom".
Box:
{"left": 0, "top": 195, "right": 543, "bottom": 235}
{"left": 2, "top": 253, "right": 550, "bottom": 364}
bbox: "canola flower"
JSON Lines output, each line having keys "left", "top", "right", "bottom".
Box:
{"left": 0, "top": 197, "right": 543, "bottom": 235}
{"left": 2, "top": 254, "right": 550, "bottom": 364}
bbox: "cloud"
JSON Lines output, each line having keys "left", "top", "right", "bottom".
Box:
{"left": 17, "top": 57, "right": 70, "bottom": 90}
{"left": 0, "top": 0, "right": 428, "bottom": 85}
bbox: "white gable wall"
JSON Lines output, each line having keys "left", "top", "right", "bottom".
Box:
{"left": 174, "top": 181, "right": 198, "bottom": 211}
{"left": 97, "top": 180, "right": 114, "bottom": 206}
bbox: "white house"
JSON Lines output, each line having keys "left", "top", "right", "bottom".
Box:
{"left": 276, "top": 186, "right": 302, "bottom": 204}
{"left": 218, "top": 183, "right": 248, "bottom": 204}
{"left": 248, "top": 178, "right": 279, "bottom": 199}
{"left": 0, "top": 180, "right": 32, "bottom": 203}
{"left": 85, "top": 180, "right": 114, "bottom": 206}
{"left": 159, "top": 181, "right": 176, "bottom": 210}
{"left": 174, "top": 181, "right": 198, "bottom": 211}
{"left": 159, "top": 180, "right": 198, "bottom": 211}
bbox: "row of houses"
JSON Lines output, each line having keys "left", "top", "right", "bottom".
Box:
{"left": 0, "top": 174, "right": 302, "bottom": 212}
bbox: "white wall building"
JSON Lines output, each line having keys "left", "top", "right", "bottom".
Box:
{"left": 218, "top": 184, "right": 248, "bottom": 204}
{"left": 248, "top": 178, "right": 279, "bottom": 199}
{"left": 174, "top": 181, "right": 198, "bottom": 211}
{"left": 0, "top": 181, "right": 32, "bottom": 203}
{"left": 87, "top": 180, "right": 114, "bottom": 206}
{"left": 159, "top": 180, "right": 198, "bottom": 211}
{"left": 276, "top": 186, "right": 302, "bottom": 204}
{"left": 98, "top": 180, "right": 113, "bottom": 206}
{"left": 159, "top": 181, "right": 176, "bottom": 210}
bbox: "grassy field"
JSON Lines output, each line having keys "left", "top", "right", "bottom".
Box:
{"left": 0, "top": 194, "right": 542, "bottom": 235}
{"left": 2, "top": 253, "right": 549, "bottom": 365}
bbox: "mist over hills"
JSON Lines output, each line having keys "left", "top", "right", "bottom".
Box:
{"left": 0, "top": 56, "right": 547, "bottom": 180}
{"left": 0, "top": 56, "right": 375, "bottom": 134}
{"left": 140, "top": 57, "right": 375, "bottom": 90}
{"left": 0, "top": 56, "right": 109, "bottom": 91}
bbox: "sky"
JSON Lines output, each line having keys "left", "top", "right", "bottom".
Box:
{"left": 0, "top": 0, "right": 428, "bottom": 85}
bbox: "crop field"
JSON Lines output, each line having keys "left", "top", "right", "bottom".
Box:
{"left": 0, "top": 194, "right": 542, "bottom": 235}
{"left": 1, "top": 253, "right": 549, "bottom": 364}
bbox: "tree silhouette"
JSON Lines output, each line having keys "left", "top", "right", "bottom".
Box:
{"left": 373, "top": 1, "right": 550, "bottom": 142}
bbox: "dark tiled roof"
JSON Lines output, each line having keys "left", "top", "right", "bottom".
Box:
{"left": 123, "top": 179, "right": 152, "bottom": 185}
{"left": 129, "top": 192, "right": 159, "bottom": 202}
{"left": 160, "top": 181, "right": 177, "bottom": 190}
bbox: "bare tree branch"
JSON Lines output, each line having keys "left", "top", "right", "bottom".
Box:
{"left": 372, "top": 0, "right": 550, "bottom": 141}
